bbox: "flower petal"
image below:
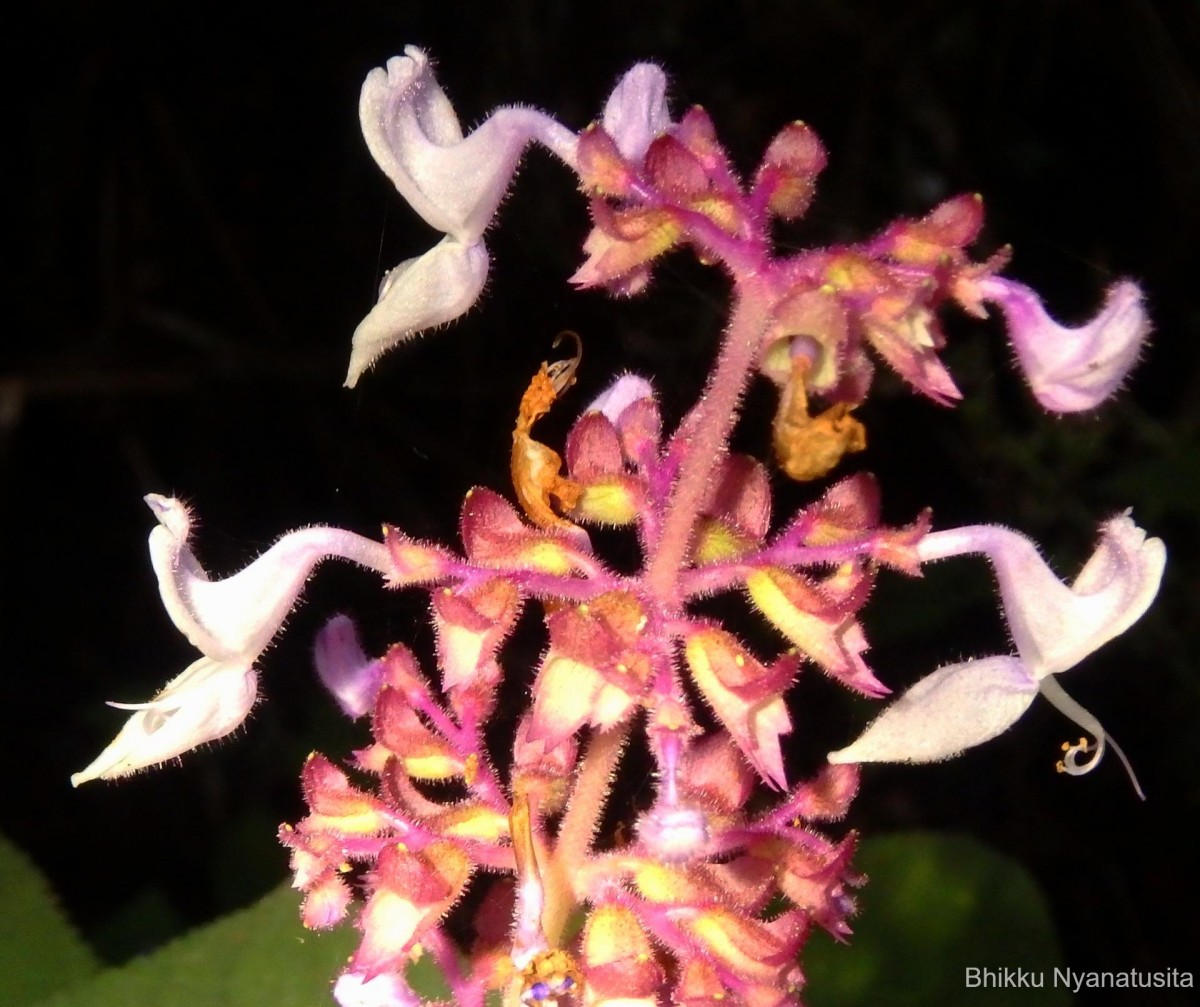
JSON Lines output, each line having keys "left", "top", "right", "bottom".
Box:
{"left": 146, "top": 495, "right": 392, "bottom": 663}
{"left": 360, "top": 47, "right": 577, "bottom": 243}
{"left": 981, "top": 277, "right": 1150, "bottom": 412}
{"left": 71, "top": 656, "right": 257, "bottom": 786}
{"left": 334, "top": 971, "right": 420, "bottom": 1007}
{"left": 346, "top": 237, "right": 489, "bottom": 387}
{"left": 585, "top": 373, "right": 655, "bottom": 425}
{"left": 600, "top": 63, "right": 671, "bottom": 162}
{"left": 917, "top": 515, "right": 1165, "bottom": 678}
{"left": 827, "top": 656, "right": 1037, "bottom": 765}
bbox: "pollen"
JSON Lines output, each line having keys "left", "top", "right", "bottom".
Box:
{"left": 519, "top": 949, "right": 582, "bottom": 1005}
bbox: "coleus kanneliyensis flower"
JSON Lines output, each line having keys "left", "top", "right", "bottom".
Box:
{"left": 75, "top": 45, "right": 1164, "bottom": 1007}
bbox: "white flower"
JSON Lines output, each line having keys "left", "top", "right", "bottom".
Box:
{"left": 346, "top": 47, "right": 576, "bottom": 386}
{"left": 333, "top": 971, "right": 419, "bottom": 1007}
{"left": 71, "top": 496, "right": 392, "bottom": 785}
{"left": 981, "top": 277, "right": 1150, "bottom": 413}
{"left": 829, "top": 514, "right": 1165, "bottom": 796}
{"left": 346, "top": 48, "right": 672, "bottom": 386}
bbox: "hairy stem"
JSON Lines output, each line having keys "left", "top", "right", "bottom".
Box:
{"left": 645, "top": 285, "right": 772, "bottom": 598}
{"left": 542, "top": 723, "right": 630, "bottom": 944}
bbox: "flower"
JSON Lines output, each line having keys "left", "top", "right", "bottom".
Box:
{"left": 71, "top": 496, "right": 393, "bottom": 784}
{"left": 313, "top": 614, "right": 385, "bottom": 718}
{"left": 347, "top": 48, "right": 577, "bottom": 385}
{"left": 980, "top": 276, "right": 1150, "bottom": 412}
{"left": 598, "top": 62, "right": 671, "bottom": 163}
{"left": 828, "top": 514, "right": 1165, "bottom": 795}
{"left": 347, "top": 49, "right": 671, "bottom": 385}
{"left": 358, "top": 48, "right": 577, "bottom": 245}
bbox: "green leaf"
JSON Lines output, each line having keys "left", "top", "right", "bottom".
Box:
{"left": 33, "top": 884, "right": 356, "bottom": 1007}
{"left": 0, "top": 833, "right": 101, "bottom": 1006}
{"left": 804, "top": 831, "right": 1070, "bottom": 1007}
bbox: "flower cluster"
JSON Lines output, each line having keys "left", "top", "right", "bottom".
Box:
{"left": 75, "top": 46, "right": 1164, "bottom": 1007}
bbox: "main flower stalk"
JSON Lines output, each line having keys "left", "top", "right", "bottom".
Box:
{"left": 646, "top": 285, "right": 772, "bottom": 597}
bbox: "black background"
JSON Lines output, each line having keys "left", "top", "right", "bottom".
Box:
{"left": 5, "top": 0, "right": 1198, "bottom": 1001}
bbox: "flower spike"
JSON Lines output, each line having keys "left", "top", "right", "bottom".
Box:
{"left": 75, "top": 46, "right": 1165, "bottom": 1007}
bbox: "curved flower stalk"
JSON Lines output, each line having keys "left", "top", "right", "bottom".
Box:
{"left": 76, "top": 47, "right": 1164, "bottom": 1007}
{"left": 71, "top": 496, "right": 393, "bottom": 785}
{"left": 829, "top": 516, "right": 1165, "bottom": 796}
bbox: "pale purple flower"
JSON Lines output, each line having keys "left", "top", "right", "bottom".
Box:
{"left": 72, "top": 496, "right": 393, "bottom": 784}
{"left": 313, "top": 614, "right": 384, "bottom": 718}
{"left": 829, "top": 515, "right": 1165, "bottom": 795}
{"left": 599, "top": 62, "right": 671, "bottom": 163}
{"left": 981, "top": 276, "right": 1150, "bottom": 412}
{"left": 585, "top": 373, "right": 654, "bottom": 423}
{"left": 358, "top": 47, "right": 577, "bottom": 244}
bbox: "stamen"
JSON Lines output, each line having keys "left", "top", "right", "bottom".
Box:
{"left": 1039, "top": 676, "right": 1145, "bottom": 800}
{"left": 518, "top": 949, "right": 582, "bottom": 1006}
{"left": 1055, "top": 736, "right": 1098, "bottom": 775}
{"left": 546, "top": 331, "right": 583, "bottom": 394}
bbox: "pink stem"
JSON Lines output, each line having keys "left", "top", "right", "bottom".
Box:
{"left": 645, "top": 285, "right": 772, "bottom": 598}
